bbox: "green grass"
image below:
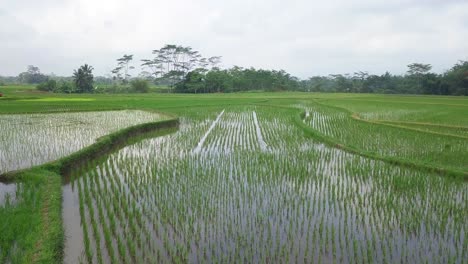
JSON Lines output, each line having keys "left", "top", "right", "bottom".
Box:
{"left": 300, "top": 101, "right": 468, "bottom": 175}
{"left": 320, "top": 94, "right": 468, "bottom": 125}
{"left": 17, "top": 98, "right": 96, "bottom": 102}
{"left": 0, "top": 169, "right": 62, "bottom": 263}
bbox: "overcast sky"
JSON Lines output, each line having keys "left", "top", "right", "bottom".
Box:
{"left": 1, "top": 0, "right": 467, "bottom": 78}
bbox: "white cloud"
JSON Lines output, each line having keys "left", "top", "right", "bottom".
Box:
{"left": 0, "top": 0, "right": 467, "bottom": 77}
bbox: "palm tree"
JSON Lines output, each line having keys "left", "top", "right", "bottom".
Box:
{"left": 73, "top": 64, "right": 94, "bottom": 93}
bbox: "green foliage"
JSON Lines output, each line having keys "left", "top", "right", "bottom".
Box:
{"left": 36, "top": 79, "right": 57, "bottom": 92}
{"left": 94, "top": 84, "right": 133, "bottom": 94}
{"left": 0, "top": 169, "right": 62, "bottom": 264}
{"left": 55, "top": 81, "right": 74, "bottom": 93}
{"left": 407, "top": 63, "right": 432, "bottom": 75}
{"left": 130, "top": 79, "right": 150, "bottom": 93}
{"left": 112, "top": 54, "right": 134, "bottom": 84}
{"left": 37, "top": 80, "right": 75, "bottom": 93}
{"left": 443, "top": 60, "right": 468, "bottom": 95}
{"left": 73, "top": 64, "right": 94, "bottom": 93}
{"left": 302, "top": 60, "right": 468, "bottom": 95}
{"left": 176, "top": 67, "right": 300, "bottom": 93}
{"left": 18, "top": 65, "right": 48, "bottom": 84}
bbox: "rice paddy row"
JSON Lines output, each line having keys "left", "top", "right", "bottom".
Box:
{"left": 0, "top": 110, "right": 170, "bottom": 263}
{"left": 300, "top": 102, "right": 468, "bottom": 174}
{"left": 0, "top": 93, "right": 466, "bottom": 264}
{"left": 65, "top": 106, "right": 467, "bottom": 263}
{"left": 0, "top": 110, "right": 169, "bottom": 174}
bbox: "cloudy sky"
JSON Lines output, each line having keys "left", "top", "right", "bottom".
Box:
{"left": 1, "top": 0, "right": 467, "bottom": 78}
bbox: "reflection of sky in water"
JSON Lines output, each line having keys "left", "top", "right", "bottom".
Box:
{"left": 0, "top": 110, "right": 166, "bottom": 174}
{"left": 0, "top": 182, "right": 17, "bottom": 206}
{"left": 62, "top": 107, "right": 466, "bottom": 264}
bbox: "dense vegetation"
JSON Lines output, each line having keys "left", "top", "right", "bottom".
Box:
{"left": 303, "top": 61, "right": 468, "bottom": 95}
{"left": 175, "top": 67, "right": 300, "bottom": 93}
{"left": 1, "top": 45, "right": 467, "bottom": 95}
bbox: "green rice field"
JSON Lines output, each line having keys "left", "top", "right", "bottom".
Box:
{"left": 0, "top": 90, "right": 466, "bottom": 263}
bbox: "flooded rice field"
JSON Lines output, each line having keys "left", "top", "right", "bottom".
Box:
{"left": 301, "top": 104, "right": 468, "bottom": 172}
{"left": 0, "top": 110, "right": 167, "bottom": 174}
{"left": 63, "top": 106, "right": 467, "bottom": 263}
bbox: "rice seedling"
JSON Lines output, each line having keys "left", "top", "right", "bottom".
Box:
{"left": 0, "top": 110, "right": 169, "bottom": 174}
{"left": 300, "top": 102, "right": 468, "bottom": 173}
{"left": 1, "top": 93, "right": 466, "bottom": 263}
{"left": 62, "top": 105, "right": 467, "bottom": 263}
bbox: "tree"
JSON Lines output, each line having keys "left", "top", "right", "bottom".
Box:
{"left": 112, "top": 54, "right": 134, "bottom": 84}
{"left": 36, "top": 79, "right": 57, "bottom": 92}
{"left": 205, "top": 69, "right": 229, "bottom": 93}
{"left": 352, "top": 71, "right": 369, "bottom": 92}
{"left": 142, "top": 44, "right": 221, "bottom": 91}
{"left": 130, "top": 79, "right": 150, "bottom": 93}
{"left": 73, "top": 64, "right": 94, "bottom": 93}
{"left": 18, "top": 65, "right": 48, "bottom": 84}
{"left": 208, "top": 56, "right": 222, "bottom": 69}
{"left": 407, "top": 63, "right": 432, "bottom": 93}
{"left": 407, "top": 63, "right": 432, "bottom": 75}
{"left": 329, "top": 74, "right": 351, "bottom": 92}
{"left": 443, "top": 60, "right": 468, "bottom": 95}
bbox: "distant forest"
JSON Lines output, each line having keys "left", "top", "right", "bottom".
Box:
{"left": 1, "top": 45, "right": 467, "bottom": 95}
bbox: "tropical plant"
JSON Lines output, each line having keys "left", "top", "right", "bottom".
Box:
{"left": 73, "top": 64, "right": 94, "bottom": 93}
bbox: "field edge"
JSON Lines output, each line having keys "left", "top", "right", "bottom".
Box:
{"left": 0, "top": 116, "right": 180, "bottom": 264}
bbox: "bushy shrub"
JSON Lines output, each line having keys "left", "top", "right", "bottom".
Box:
{"left": 36, "top": 79, "right": 57, "bottom": 92}
{"left": 55, "top": 82, "right": 75, "bottom": 93}
{"left": 130, "top": 79, "right": 150, "bottom": 93}
{"left": 95, "top": 84, "right": 128, "bottom": 93}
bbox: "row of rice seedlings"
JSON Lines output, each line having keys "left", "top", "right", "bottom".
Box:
{"left": 378, "top": 120, "right": 468, "bottom": 138}
{"left": 0, "top": 110, "right": 168, "bottom": 174}
{"left": 200, "top": 110, "right": 261, "bottom": 153}
{"left": 300, "top": 103, "right": 468, "bottom": 172}
{"left": 76, "top": 172, "right": 94, "bottom": 264}
{"left": 67, "top": 106, "right": 467, "bottom": 263}
{"left": 89, "top": 154, "right": 177, "bottom": 263}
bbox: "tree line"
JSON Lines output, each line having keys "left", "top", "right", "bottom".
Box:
{"left": 302, "top": 62, "right": 468, "bottom": 95}
{"left": 0, "top": 45, "right": 466, "bottom": 95}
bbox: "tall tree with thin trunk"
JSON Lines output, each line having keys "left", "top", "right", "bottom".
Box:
{"left": 142, "top": 44, "right": 221, "bottom": 91}
{"left": 112, "top": 54, "right": 134, "bottom": 84}
{"left": 407, "top": 63, "right": 432, "bottom": 92}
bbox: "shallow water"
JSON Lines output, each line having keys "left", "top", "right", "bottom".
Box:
{"left": 62, "top": 183, "right": 85, "bottom": 264}
{"left": 0, "top": 110, "right": 167, "bottom": 174}
{"left": 0, "top": 182, "right": 17, "bottom": 206}
{"left": 62, "top": 107, "right": 467, "bottom": 263}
